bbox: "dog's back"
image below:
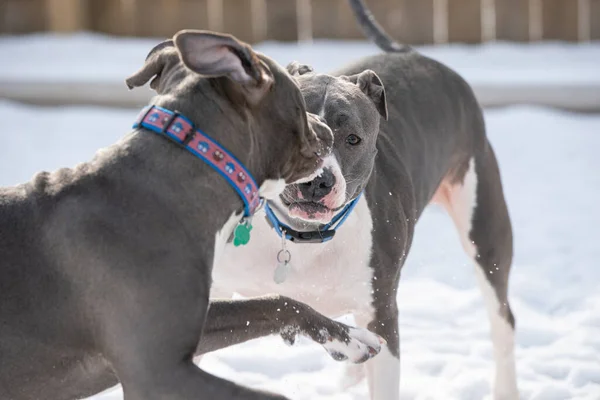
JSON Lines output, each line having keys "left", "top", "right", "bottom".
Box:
{"left": 332, "top": 50, "right": 485, "bottom": 213}
{"left": 344, "top": 2, "right": 518, "bottom": 397}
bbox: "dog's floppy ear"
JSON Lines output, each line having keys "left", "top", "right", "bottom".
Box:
{"left": 286, "top": 61, "right": 313, "bottom": 76}
{"left": 173, "top": 30, "right": 272, "bottom": 88}
{"left": 125, "top": 39, "right": 175, "bottom": 90}
{"left": 345, "top": 70, "right": 388, "bottom": 120}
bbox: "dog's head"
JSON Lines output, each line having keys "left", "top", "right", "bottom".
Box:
{"left": 274, "top": 62, "right": 387, "bottom": 223}
{"left": 126, "top": 31, "right": 333, "bottom": 193}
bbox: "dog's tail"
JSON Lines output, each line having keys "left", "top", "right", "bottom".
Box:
{"left": 348, "top": 0, "right": 411, "bottom": 53}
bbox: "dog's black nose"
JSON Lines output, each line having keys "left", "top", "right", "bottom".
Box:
{"left": 299, "top": 168, "right": 335, "bottom": 201}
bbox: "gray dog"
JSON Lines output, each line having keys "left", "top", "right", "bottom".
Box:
{"left": 212, "top": 1, "right": 518, "bottom": 399}
{"left": 0, "top": 30, "right": 388, "bottom": 400}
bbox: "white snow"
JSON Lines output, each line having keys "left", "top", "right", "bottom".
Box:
{"left": 0, "top": 33, "right": 598, "bottom": 85}
{"left": 0, "top": 34, "right": 599, "bottom": 110}
{"left": 0, "top": 35, "right": 599, "bottom": 400}
{"left": 1, "top": 101, "right": 598, "bottom": 399}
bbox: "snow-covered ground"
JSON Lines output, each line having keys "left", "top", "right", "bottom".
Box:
{"left": 0, "top": 34, "right": 599, "bottom": 110}
{"left": 1, "top": 32, "right": 599, "bottom": 399}
{"left": 1, "top": 100, "right": 599, "bottom": 399}
{"left": 1, "top": 33, "right": 599, "bottom": 86}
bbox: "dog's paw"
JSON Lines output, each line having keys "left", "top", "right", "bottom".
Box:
{"left": 274, "top": 298, "right": 383, "bottom": 363}
{"left": 322, "top": 327, "right": 384, "bottom": 364}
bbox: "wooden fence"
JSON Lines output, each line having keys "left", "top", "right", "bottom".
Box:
{"left": 1, "top": 0, "right": 599, "bottom": 44}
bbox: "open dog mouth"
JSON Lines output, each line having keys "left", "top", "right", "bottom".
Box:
{"left": 283, "top": 198, "right": 338, "bottom": 222}
{"left": 280, "top": 157, "right": 347, "bottom": 223}
{"left": 289, "top": 201, "right": 329, "bottom": 214}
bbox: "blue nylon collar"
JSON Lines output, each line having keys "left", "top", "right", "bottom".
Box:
{"left": 264, "top": 193, "right": 362, "bottom": 244}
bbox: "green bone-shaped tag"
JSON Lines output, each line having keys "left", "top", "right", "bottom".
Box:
{"left": 233, "top": 221, "right": 253, "bottom": 246}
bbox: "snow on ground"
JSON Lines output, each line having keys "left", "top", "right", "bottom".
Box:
{"left": 1, "top": 33, "right": 599, "bottom": 85}
{"left": 1, "top": 34, "right": 599, "bottom": 110}
{"left": 1, "top": 99, "right": 599, "bottom": 399}
{"left": 1, "top": 31, "right": 599, "bottom": 400}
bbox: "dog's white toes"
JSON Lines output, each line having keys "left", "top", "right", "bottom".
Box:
{"left": 323, "top": 327, "right": 383, "bottom": 364}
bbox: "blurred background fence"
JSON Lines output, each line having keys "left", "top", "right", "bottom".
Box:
{"left": 1, "top": 0, "right": 599, "bottom": 44}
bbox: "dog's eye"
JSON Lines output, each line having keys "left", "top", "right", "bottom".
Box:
{"left": 346, "top": 134, "right": 362, "bottom": 146}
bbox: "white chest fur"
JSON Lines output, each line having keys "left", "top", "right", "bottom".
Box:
{"left": 211, "top": 196, "right": 375, "bottom": 317}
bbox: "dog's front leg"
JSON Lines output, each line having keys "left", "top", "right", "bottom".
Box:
{"left": 355, "top": 302, "right": 400, "bottom": 400}
{"left": 100, "top": 263, "right": 286, "bottom": 400}
{"left": 352, "top": 240, "right": 404, "bottom": 400}
{"left": 197, "top": 295, "right": 383, "bottom": 363}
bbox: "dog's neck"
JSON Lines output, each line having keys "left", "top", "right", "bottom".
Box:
{"left": 113, "top": 85, "right": 283, "bottom": 240}
{"left": 155, "top": 79, "right": 275, "bottom": 187}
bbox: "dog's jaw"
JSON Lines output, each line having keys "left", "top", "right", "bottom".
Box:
{"left": 288, "top": 202, "right": 337, "bottom": 224}
{"left": 284, "top": 155, "right": 347, "bottom": 224}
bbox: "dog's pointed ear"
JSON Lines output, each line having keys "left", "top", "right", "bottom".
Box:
{"left": 286, "top": 61, "right": 313, "bottom": 76}
{"left": 345, "top": 70, "right": 388, "bottom": 120}
{"left": 173, "top": 30, "right": 272, "bottom": 88}
{"left": 125, "top": 39, "right": 175, "bottom": 91}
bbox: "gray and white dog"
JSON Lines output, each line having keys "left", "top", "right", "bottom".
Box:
{"left": 0, "top": 30, "right": 385, "bottom": 400}
{"left": 212, "top": 1, "right": 517, "bottom": 399}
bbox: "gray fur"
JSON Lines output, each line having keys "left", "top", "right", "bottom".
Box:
{"left": 197, "top": 295, "right": 380, "bottom": 362}
{"left": 0, "top": 30, "right": 336, "bottom": 400}
{"left": 283, "top": 4, "right": 515, "bottom": 397}
{"left": 206, "top": 2, "right": 516, "bottom": 398}
{"left": 282, "top": 49, "right": 489, "bottom": 353}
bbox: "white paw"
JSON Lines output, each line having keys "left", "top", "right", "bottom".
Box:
{"left": 322, "top": 327, "right": 385, "bottom": 364}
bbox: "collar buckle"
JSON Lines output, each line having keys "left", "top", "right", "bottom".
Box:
{"left": 160, "top": 110, "right": 196, "bottom": 148}
{"left": 181, "top": 125, "right": 196, "bottom": 146}
{"left": 161, "top": 110, "right": 179, "bottom": 135}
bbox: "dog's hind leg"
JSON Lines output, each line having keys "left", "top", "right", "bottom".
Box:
{"left": 434, "top": 143, "right": 518, "bottom": 399}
